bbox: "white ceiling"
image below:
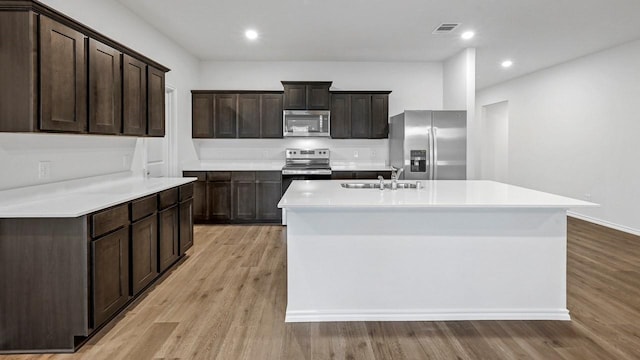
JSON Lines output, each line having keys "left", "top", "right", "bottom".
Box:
{"left": 117, "top": 0, "right": 640, "bottom": 89}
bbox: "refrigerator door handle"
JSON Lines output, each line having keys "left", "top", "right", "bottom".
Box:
{"left": 432, "top": 127, "right": 438, "bottom": 180}
{"left": 426, "top": 128, "right": 431, "bottom": 179}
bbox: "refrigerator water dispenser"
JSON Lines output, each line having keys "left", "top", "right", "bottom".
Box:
{"left": 410, "top": 150, "right": 427, "bottom": 172}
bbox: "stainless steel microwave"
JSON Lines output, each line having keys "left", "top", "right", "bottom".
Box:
{"left": 283, "top": 110, "right": 330, "bottom": 137}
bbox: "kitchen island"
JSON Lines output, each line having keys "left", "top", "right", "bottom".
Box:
{"left": 278, "top": 180, "right": 596, "bottom": 322}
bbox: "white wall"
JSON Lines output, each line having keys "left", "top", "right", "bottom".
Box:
{"left": 0, "top": 0, "right": 199, "bottom": 190}
{"left": 194, "top": 61, "right": 443, "bottom": 165}
{"left": 443, "top": 49, "right": 476, "bottom": 179}
{"left": 198, "top": 61, "right": 443, "bottom": 117}
{"left": 475, "top": 40, "right": 640, "bottom": 234}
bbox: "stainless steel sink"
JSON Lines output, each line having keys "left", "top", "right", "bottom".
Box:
{"left": 340, "top": 182, "right": 419, "bottom": 189}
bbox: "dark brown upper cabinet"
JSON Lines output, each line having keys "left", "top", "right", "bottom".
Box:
{"left": 330, "top": 93, "right": 350, "bottom": 139}
{"left": 147, "top": 66, "right": 166, "bottom": 137}
{"left": 122, "top": 54, "right": 147, "bottom": 136}
{"left": 40, "top": 16, "right": 87, "bottom": 133}
{"left": 370, "top": 94, "right": 389, "bottom": 139}
{"left": 282, "top": 81, "right": 331, "bottom": 110}
{"left": 191, "top": 91, "right": 283, "bottom": 139}
{"left": 0, "top": 2, "right": 169, "bottom": 137}
{"left": 238, "top": 94, "right": 260, "bottom": 138}
{"left": 260, "top": 93, "right": 284, "bottom": 138}
{"left": 350, "top": 94, "right": 371, "bottom": 138}
{"left": 192, "top": 93, "right": 214, "bottom": 138}
{"left": 329, "top": 91, "right": 391, "bottom": 139}
{"left": 89, "top": 39, "right": 122, "bottom": 135}
{"left": 214, "top": 93, "right": 238, "bottom": 138}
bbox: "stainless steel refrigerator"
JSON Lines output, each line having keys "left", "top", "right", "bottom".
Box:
{"left": 389, "top": 110, "right": 467, "bottom": 180}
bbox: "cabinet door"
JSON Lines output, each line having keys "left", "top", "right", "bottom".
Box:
{"left": 307, "top": 84, "right": 330, "bottom": 110}
{"left": 192, "top": 94, "right": 214, "bottom": 138}
{"left": 237, "top": 94, "right": 260, "bottom": 138}
{"left": 370, "top": 95, "right": 389, "bottom": 138}
{"left": 179, "top": 199, "right": 194, "bottom": 254}
{"left": 208, "top": 181, "right": 231, "bottom": 221}
{"left": 283, "top": 84, "right": 306, "bottom": 110}
{"left": 214, "top": 94, "right": 237, "bottom": 138}
{"left": 256, "top": 172, "right": 282, "bottom": 221}
{"left": 122, "top": 54, "right": 147, "bottom": 136}
{"left": 232, "top": 172, "right": 256, "bottom": 221}
{"left": 260, "top": 93, "right": 283, "bottom": 138}
{"left": 331, "top": 171, "right": 355, "bottom": 180}
{"left": 158, "top": 206, "right": 179, "bottom": 272}
{"left": 192, "top": 180, "right": 208, "bottom": 222}
{"left": 330, "top": 94, "right": 351, "bottom": 138}
{"left": 89, "top": 39, "right": 122, "bottom": 134}
{"left": 350, "top": 94, "right": 371, "bottom": 138}
{"left": 354, "top": 171, "right": 379, "bottom": 179}
{"left": 40, "top": 16, "right": 87, "bottom": 133}
{"left": 147, "top": 66, "right": 165, "bottom": 136}
{"left": 91, "top": 227, "right": 130, "bottom": 328}
{"left": 130, "top": 214, "right": 158, "bottom": 295}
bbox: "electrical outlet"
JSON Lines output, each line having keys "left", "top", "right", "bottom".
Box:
{"left": 584, "top": 193, "right": 592, "bottom": 201}
{"left": 38, "top": 161, "right": 51, "bottom": 179}
{"left": 353, "top": 151, "right": 359, "bottom": 158}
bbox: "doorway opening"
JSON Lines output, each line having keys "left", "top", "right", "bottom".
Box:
{"left": 479, "top": 101, "right": 509, "bottom": 182}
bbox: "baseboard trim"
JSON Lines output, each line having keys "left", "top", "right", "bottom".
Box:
{"left": 285, "top": 308, "right": 571, "bottom": 322}
{"left": 568, "top": 212, "right": 640, "bottom": 237}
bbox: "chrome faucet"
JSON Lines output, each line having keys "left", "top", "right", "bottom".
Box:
{"left": 377, "top": 175, "right": 385, "bottom": 190}
{"left": 391, "top": 167, "right": 404, "bottom": 190}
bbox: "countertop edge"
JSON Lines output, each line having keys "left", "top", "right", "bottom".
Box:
{"left": 0, "top": 177, "right": 197, "bottom": 218}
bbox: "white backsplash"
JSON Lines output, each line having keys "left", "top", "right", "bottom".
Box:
{"left": 194, "top": 138, "right": 389, "bottom": 166}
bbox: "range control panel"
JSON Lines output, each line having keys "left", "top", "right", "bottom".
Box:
{"left": 410, "top": 150, "right": 427, "bottom": 172}
{"left": 285, "top": 148, "right": 330, "bottom": 159}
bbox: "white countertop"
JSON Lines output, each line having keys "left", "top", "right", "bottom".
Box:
{"left": 182, "top": 160, "right": 284, "bottom": 171}
{"left": 0, "top": 173, "right": 196, "bottom": 218}
{"left": 182, "top": 161, "right": 391, "bottom": 172}
{"left": 278, "top": 180, "right": 598, "bottom": 209}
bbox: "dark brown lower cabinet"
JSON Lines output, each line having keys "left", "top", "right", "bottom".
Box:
{"left": 331, "top": 171, "right": 392, "bottom": 180}
{"left": 208, "top": 181, "right": 232, "bottom": 221}
{"left": 232, "top": 172, "right": 257, "bottom": 221}
{"left": 91, "top": 227, "right": 130, "bottom": 328}
{"left": 158, "top": 206, "right": 179, "bottom": 272}
{"left": 256, "top": 172, "right": 282, "bottom": 221}
{"left": 0, "top": 183, "right": 194, "bottom": 353}
{"left": 179, "top": 199, "right": 194, "bottom": 254}
{"left": 186, "top": 171, "right": 282, "bottom": 224}
{"left": 130, "top": 214, "right": 158, "bottom": 295}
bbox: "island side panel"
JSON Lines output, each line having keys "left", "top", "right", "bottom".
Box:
{"left": 285, "top": 207, "right": 569, "bottom": 322}
{"left": 0, "top": 217, "right": 89, "bottom": 353}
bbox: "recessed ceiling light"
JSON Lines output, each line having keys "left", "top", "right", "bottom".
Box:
{"left": 501, "top": 60, "right": 513, "bottom": 68}
{"left": 245, "top": 29, "right": 258, "bottom": 40}
{"left": 461, "top": 31, "right": 475, "bottom": 40}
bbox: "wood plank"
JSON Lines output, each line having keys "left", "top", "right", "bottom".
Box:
{"left": 8, "top": 217, "right": 640, "bottom": 359}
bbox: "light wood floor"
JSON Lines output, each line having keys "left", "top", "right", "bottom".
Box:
{"left": 3, "top": 218, "right": 640, "bottom": 360}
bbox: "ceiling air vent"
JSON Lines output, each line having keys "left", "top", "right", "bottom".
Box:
{"left": 432, "top": 23, "right": 460, "bottom": 34}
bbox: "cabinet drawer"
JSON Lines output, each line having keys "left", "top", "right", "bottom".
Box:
{"left": 130, "top": 195, "right": 157, "bottom": 221}
{"left": 158, "top": 188, "right": 178, "bottom": 210}
{"left": 207, "top": 171, "right": 231, "bottom": 181}
{"left": 91, "top": 204, "right": 129, "bottom": 238}
{"left": 179, "top": 183, "right": 194, "bottom": 201}
{"left": 232, "top": 171, "right": 256, "bottom": 181}
{"left": 183, "top": 171, "right": 206, "bottom": 181}
{"left": 256, "top": 171, "right": 281, "bottom": 181}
